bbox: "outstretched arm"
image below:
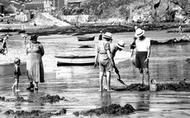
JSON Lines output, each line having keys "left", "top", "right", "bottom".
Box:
{"left": 94, "top": 44, "right": 99, "bottom": 67}
{"left": 107, "top": 47, "right": 115, "bottom": 68}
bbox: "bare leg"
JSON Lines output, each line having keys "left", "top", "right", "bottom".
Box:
{"left": 140, "top": 69, "right": 144, "bottom": 85}
{"left": 34, "top": 81, "right": 38, "bottom": 90}
{"left": 103, "top": 74, "right": 107, "bottom": 90}
{"left": 145, "top": 68, "right": 150, "bottom": 86}
{"left": 26, "top": 71, "right": 34, "bottom": 91}
{"left": 99, "top": 72, "right": 104, "bottom": 91}
{"left": 106, "top": 71, "right": 111, "bottom": 91}
{"left": 12, "top": 82, "right": 16, "bottom": 91}
{"left": 16, "top": 81, "right": 19, "bottom": 90}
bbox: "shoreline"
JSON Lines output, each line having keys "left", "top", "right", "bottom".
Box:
{"left": 0, "top": 22, "right": 190, "bottom": 36}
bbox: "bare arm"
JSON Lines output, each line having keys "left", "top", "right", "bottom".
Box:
{"left": 107, "top": 49, "right": 115, "bottom": 68}
{"left": 145, "top": 39, "right": 151, "bottom": 62}
{"left": 94, "top": 44, "right": 99, "bottom": 67}
{"left": 147, "top": 45, "right": 151, "bottom": 58}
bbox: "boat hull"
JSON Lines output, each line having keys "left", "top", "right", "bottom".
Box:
{"left": 55, "top": 55, "right": 95, "bottom": 66}
{"left": 77, "top": 36, "right": 95, "bottom": 41}
{"left": 0, "top": 62, "right": 26, "bottom": 76}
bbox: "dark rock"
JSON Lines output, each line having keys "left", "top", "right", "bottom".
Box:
{"left": 54, "top": 108, "right": 67, "bottom": 115}
{"left": 4, "top": 109, "right": 67, "bottom": 118}
{"left": 0, "top": 94, "right": 66, "bottom": 103}
{"left": 112, "top": 84, "right": 149, "bottom": 91}
{"left": 185, "top": 58, "right": 190, "bottom": 63}
{"left": 73, "top": 111, "right": 80, "bottom": 116}
{"left": 112, "top": 82, "right": 190, "bottom": 92}
{"left": 74, "top": 103, "right": 135, "bottom": 116}
{"left": 39, "top": 94, "right": 65, "bottom": 103}
{"left": 156, "top": 82, "right": 190, "bottom": 91}
{"left": 4, "top": 109, "right": 14, "bottom": 115}
{"left": 0, "top": 96, "right": 5, "bottom": 101}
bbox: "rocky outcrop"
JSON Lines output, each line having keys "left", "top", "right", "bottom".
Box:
{"left": 128, "top": 0, "right": 185, "bottom": 23}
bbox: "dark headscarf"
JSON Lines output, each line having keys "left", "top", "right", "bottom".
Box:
{"left": 30, "top": 34, "right": 38, "bottom": 42}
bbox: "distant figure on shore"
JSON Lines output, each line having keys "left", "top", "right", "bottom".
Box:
{"left": 134, "top": 26, "right": 138, "bottom": 31}
{"left": 20, "top": 33, "right": 28, "bottom": 45}
{"left": 130, "top": 28, "right": 151, "bottom": 85}
{"left": 12, "top": 58, "right": 21, "bottom": 92}
{"left": 98, "top": 30, "right": 103, "bottom": 40}
{"left": 0, "top": 33, "right": 9, "bottom": 55}
{"left": 26, "top": 34, "right": 45, "bottom": 91}
{"left": 178, "top": 25, "right": 183, "bottom": 35}
{"left": 95, "top": 32, "right": 114, "bottom": 91}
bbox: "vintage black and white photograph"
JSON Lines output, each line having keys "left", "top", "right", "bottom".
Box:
{"left": 0, "top": 0, "right": 190, "bottom": 118}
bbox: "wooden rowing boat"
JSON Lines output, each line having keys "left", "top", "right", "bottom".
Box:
{"left": 0, "top": 62, "right": 26, "bottom": 76}
{"left": 55, "top": 55, "right": 95, "bottom": 66}
{"left": 77, "top": 36, "right": 95, "bottom": 41}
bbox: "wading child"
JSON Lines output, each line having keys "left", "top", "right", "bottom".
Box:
{"left": 95, "top": 32, "right": 114, "bottom": 91}
{"left": 12, "top": 58, "right": 21, "bottom": 92}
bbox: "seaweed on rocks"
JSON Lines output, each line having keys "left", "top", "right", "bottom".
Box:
{"left": 4, "top": 108, "right": 67, "bottom": 118}
{"left": 73, "top": 104, "right": 135, "bottom": 116}
{"left": 0, "top": 96, "right": 26, "bottom": 102}
{"left": 0, "top": 94, "right": 66, "bottom": 103}
{"left": 38, "top": 94, "right": 66, "bottom": 104}
{"left": 112, "top": 84, "right": 149, "bottom": 91}
{"left": 112, "top": 81, "right": 190, "bottom": 92}
{"left": 156, "top": 81, "right": 190, "bottom": 91}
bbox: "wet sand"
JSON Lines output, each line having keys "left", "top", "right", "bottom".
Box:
{"left": 0, "top": 31, "right": 190, "bottom": 118}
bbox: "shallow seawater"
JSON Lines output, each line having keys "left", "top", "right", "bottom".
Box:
{"left": 0, "top": 31, "right": 190, "bottom": 118}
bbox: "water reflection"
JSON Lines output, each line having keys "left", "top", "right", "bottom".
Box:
{"left": 14, "top": 92, "right": 22, "bottom": 110}
{"left": 136, "top": 93, "right": 150, "bottom": 111}
{"left": 100, "top": 92, "right": 111, "bottom": 107}
{"left": 23, "top": 92, "right": 45, "bottom": 110}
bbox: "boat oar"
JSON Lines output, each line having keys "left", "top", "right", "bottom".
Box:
{"left": 114, "top": 66, "right": 127, "bottom": 87}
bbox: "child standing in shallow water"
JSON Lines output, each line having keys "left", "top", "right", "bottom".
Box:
{"left": 95, "top": 32, "right": 114, "bottom": 91}
{"left": 12, "top": 58, "right": 21, "bottom": 92}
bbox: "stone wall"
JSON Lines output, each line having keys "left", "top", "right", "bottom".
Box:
{"left": 60, "top": 15, "right": 89, "bottom": 23}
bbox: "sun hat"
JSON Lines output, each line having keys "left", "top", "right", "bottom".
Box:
{"left": 14, "top": 57, "right": 21, "bottom": 64}
{"left": 117, "top": 40, "right": 125, "bottom": 50}
{"left": 103, "top": 32, "right": 112, "bottom": 40}
{"left": 135, "top": 28, "right": 145, "bottom": 37}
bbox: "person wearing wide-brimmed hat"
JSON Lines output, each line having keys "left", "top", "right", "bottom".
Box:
{"left": 108, "top": 40, "right": 127, "bottom": 86}
{"left": 95, "top": 32, "right": 115, "bottom": 92}
{"left": 26, "top": 34, "right": 45, "bottom": 91}
{"left": 110, "top": 40, "right": 125, "bottom": 57}
{"left": 131, "top": 28, "right": 151, "bottom": 85}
